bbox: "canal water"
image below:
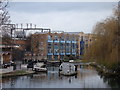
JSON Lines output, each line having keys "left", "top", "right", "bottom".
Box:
{"left": 2, "top": 66, "right": 120, "bottom": 88}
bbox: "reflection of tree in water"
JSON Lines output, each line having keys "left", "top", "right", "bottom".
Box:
{"left": 97, "top": 71, "right": 120, "bottom": 88}
{"left": 10, "top": 77, "right": 17, "bottom": 88}
{"left": 2, "top": 77, "right": 18, "bottom": 88}
{"left": 102, "top": 76, "right": 120, "bottom": 88}
{"left": 68, "top": 77, "right": 72, "bottom": 83}
{"left": 29, "top": 74, "right": 34, "bottom": 78}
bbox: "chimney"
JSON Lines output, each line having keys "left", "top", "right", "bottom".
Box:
{"left": 26, "top": 23, "right": 28, "bottom": 28}
{"left": 21, "top": 23, "right": 23, "bottom": 29}
{"left": 34, "top": 24, "right": 36, "bottom": 28}
{"left": 30, "top": 23, "right": 32, "bottom": 28}
{"left": 16, "top": 24, "right": 18, "bottom": 28}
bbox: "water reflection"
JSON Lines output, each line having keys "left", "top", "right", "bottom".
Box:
{"left": 101, "top": 75, "right": 120, "bottom": 88}
{"left": 2, "top": 66, "right": 120, "bottom": 88}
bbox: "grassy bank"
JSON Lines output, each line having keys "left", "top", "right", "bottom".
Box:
{"left": 1, "top": 70, "right": 35, "bottom": 78}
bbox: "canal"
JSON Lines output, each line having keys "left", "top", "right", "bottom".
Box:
{"left": 2, "top": 65, "right": 120, "bottom": 88}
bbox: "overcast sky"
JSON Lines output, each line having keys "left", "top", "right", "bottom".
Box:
{"left": 9, "top": 1, "right": 118, "bottom": 33}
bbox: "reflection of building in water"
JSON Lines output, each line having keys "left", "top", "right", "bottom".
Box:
{"left": 77, "top": 67, "right": 98, "bottom": 81}
{"left": 47, "top": 67, "right": 60, "bottom": 80}
{"left": 31, "top": 73, "right": 47, "bottom": 80}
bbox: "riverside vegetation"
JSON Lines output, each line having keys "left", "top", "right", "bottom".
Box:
{"left": 84, "top": 8, "right": 120, "bottom": 76}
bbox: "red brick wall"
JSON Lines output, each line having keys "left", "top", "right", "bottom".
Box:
{"left": 3, "top": 53, "right": 11, "bottom": 64}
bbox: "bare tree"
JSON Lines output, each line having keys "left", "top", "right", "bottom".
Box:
{"left": 0, "top": 0, "right": 10, "bottom": 25}
{"left": 0, "top": 0, "right": 11, "bottom": 37}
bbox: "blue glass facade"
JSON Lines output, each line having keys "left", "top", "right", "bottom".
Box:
{"left": 72, "top": 41, "right": 77, "bottom": 43}
{"left": 80, "top": 41, "right": 85, "bottom": 55}
{"left": 66, "top": 41, "right": 71, "bottom": 43}
{"left": 31, "top": 33, "right": 80, "bottom": 61}
{"left": 47, "top": 34, "right": 78, "bottom": 60}
{"left": 54, "top": 40, "right": 59, "bottom": 43}
{"left": 60, "top": 41, "right": 65, "bottom": 43}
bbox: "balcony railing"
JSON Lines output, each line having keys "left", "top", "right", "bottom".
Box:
{"left": 47, "top": 40, "right": 53, "bottom": 43}
{"left": 72, "top": 41, "right": 77, "bottom": 43}
{"left": 54, "top": 53, "right": 59, "bottom": 55}
{"left": 60, "top": 53, "right": 65, "bottom": 55}
{"left": 66, "top": 41, "right": 71, "bottom": 43}
{"left": 66, "top": 53, "right": 71, "bottom": 55}
{"left": 47, "top": 53, "right": 53, "bottom": 55}
{"left": 60, "top": 41, "right": 65, "bottom": 43}
{"left": 72, "top": 53, "right": 76, "bottom": 55}
{"left": 54, "top": 40, "right": 59, "bottom": 43}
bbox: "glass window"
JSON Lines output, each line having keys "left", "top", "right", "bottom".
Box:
{"left": 48, "top": 49, "right": 52, "bottom": 53}
{"left": 60, "top": 36, "right": 64, "bottom": 41}
{"left": 54, "top": 35, "right": 59, "bottom": 40}
{"left": 48, "top": 35, "right": 52, "bottom": 40}
{"left": 66, "top": 36, "right": 69, "bottom": 40}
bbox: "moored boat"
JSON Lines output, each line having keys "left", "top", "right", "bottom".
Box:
{"left": 33, "top": 63, "right": 47, "bottom": 72}
{"left": 59, "top": 62, "right": 77, "bottom": 76}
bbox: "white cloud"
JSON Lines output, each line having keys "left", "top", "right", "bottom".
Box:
{"left": 9, "top": 10, "right": 113, "bottom": 33}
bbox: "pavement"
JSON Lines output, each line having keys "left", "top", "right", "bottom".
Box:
{"left": 0, "top": 66, "right": 13, "bottom": 74}
{"left": 0, "top": 64, "right": 28, "bottom": 74}
{"left": 0, "top": 63, "right": 46, "bottom": 74}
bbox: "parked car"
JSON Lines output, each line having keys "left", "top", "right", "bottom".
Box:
{"left": 27, "top": 63, "right": 34, "bottom": 68}
{"left": 2, "top": 63, "right": 10, "bottom": 68}
{"left": 27, "top": 60, "right": 35, "bottom": 68}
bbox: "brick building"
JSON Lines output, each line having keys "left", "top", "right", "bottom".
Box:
{"left": 0, "top": 45, "right": 16, "bottom": 64}
{"left": 0, "top": 38, "right": 26, "bottom": 64}
{"left": 30, "top": 32, "right": 79, "bottom": 61}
